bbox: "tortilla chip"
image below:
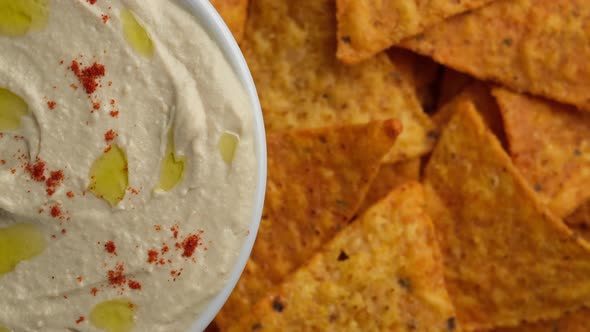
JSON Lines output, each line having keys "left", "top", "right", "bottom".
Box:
{"left": 389, "top": 49, "right": 441, "bottom": 113}
{"left": 403, "top": 0, "right": 590, "bottom": 111}
{"left": 228, "top": 183, "right": 458, "bottom": 332}
{"left": 424, "top": 100, "right": 590, "bottom": 330}
{"left": 214, "top": 119, "right": 402, "bottom": 329}
{"left": 437, "top": 69, "right": 473, "bottom": 108}
{"left": 433, "top": 82, "right": 506, "bottom": 147}
{"left": 242, "top": 0, "right": 435, "bottom": 162}
{"left": 210, "top": 0, "right": 249, "bottom": 42}
{"left": 493, "top": 88, "right": 590, "bottom": 218}
{"left": 490, "top": 307, "right": 590, "bottom": 332}
{"left": 336, "top": 0, "right": 495, "bottom": 64}
{"left": 358, "top": 159, "right": 421, "bottom": 215}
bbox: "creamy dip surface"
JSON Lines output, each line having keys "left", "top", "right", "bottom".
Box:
{"left": 0, "top": 0, "right": 257, "bottom": 331}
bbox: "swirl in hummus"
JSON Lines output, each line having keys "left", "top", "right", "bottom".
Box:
{"left": 0, "top": 0, "right": 257, "bottom": 331}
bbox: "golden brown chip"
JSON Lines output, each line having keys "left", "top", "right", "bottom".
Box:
{"left": 437, "top": 69, "right": 474, "bottom": 108}
{"left": 358, "top": 159, "right": 421, "bottom": 215}
{"left": 242, "top": 0, "right": 435, "bottom": 162}
{"left": 214, "top": 119, "right": 402, "bottom": 329}
{"left": 210, "top": 0, "right": 249, "bottom": 42}
{"left": 433, "top": 82, "right": 506, "bottom": 147}
{"left": 490, "top": 307, "right": 590, "bottom": 332}
{"left": 403, "top": 0, "right": 590, "bottom": 111}
{"left": 336, "top": 0, "right": 495, "bottom": 64}
{"left": 425, "top": 100, "right": 590, "bottom": 330}
{"left": 228, "top": 183, "right": 458, "bottom": 332}
{"left": 493, "top": 88, "right": 590, "bottom": 218}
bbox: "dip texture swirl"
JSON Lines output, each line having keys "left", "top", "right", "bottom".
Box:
{"left": 0, "top": 0, "right": 257, "bottom": 331}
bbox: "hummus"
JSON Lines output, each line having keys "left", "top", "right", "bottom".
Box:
{"left": 0, "top": 1, "right": 257, "bottom": 331}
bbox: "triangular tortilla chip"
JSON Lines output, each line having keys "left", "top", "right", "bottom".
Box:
{"left": 437, "top": 69, "right": 473, "bottom": 108}
{"left": 336, "top": 0, "right": 495, "bottom": 64}
{"left": 214, "top": 119, "right": 402, "bottom": 329}
{"left": 493, "top": 88, "right": 590, "bottom": 218}
{"left": 424, "top": 100, "right": 590, "bottom": 330}
{"left": 210, "top": 0, "right": 249, "bottom": 42}
{"left": 389, "top": 49, "right": 441, "bottom": 113}
{"left": 358, "top": 158, "right": 421, "bottom": 215}
{"left": 403, "top": 0, "right": 590, "bottom": 111}
{"left": 490, "top": 307, "right": 590, "bottom": 332}
{"left": 242, "top": 0, "right": 435, "bottom": 162}
{"left": 228, "top": 183, "right": 458, "bottom": 332}
{"left": 433, "top": 82, "right": 506, "bottom": 148}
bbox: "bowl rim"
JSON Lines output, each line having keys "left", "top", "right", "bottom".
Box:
{"left": 179, "top": 1, "right": 267, "bottom": 331}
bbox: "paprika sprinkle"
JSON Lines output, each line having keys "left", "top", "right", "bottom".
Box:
{"left": 147, "top": 250, "right": 159, "bottom": 263}
{"left": 69, "top": 60, "right": 105, "bottom": 95}
{"left": 181, "top": 234, "right": 201, "bottom": 258}
{"left": 128, "top": 280, "right": 142, "bottom": 290}
{"left": 24, "top": 158, "right": 65, "bottom": 197}
{"left": 104, "top": 241, "right": 117, "bottom": 255}
{"left": 46, "top": 170, "right": 64, "bottom": 187}
{"left": 104, "top": 129, "right": 117, "bottom": 142}
{"left": 170, "top": 225, "right": 179, "bottom": 239}
{"left": 25, "top": 158, "right": 46, "bottom": 182}
{"left": 50, "top": 204, "right": 62, "bottom": 218}
{"left": 46, "top": 170, "right": 64, "bottom": 195}
{"left": 107, "top": 263, "right": 126, "bottom": 287}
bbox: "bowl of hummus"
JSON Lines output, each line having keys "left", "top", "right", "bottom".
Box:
{"left": 0, "top": 0, "right": 266, "bottom": 331}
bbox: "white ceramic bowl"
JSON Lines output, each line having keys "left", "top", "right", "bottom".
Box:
{"left": 178, "top": 1, "right": 267, "bottom": 331}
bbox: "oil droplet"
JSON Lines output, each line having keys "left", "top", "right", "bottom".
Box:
{"left": 0, "top": 223, "right": 46, "bottom": 275}
{"left": 0, "top": 0, "right": 48, "bottom": 37}
{"left": 90, "top": 300, "right": 136, "bottom": 332}
{"left": 218, "top": 131, "right": 239, "bottom": 164}
{"left": 156, "top": 129, "right": 185, "bottom": 192}
{"left": 121, "top": 9, "right": 153, "bottom": 57}
{"left": 89, "top": 145, "right": 128, "bottom": 207}
{"left": 0, "top": 88, "right": 29, "bottom": 131}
